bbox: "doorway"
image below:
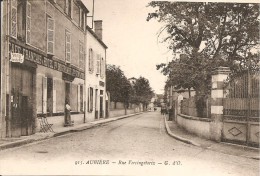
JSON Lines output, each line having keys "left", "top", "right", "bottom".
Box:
{"left": 47, "top": 78, "right": 53, "bottom": 116}
{"left": 10, "top": 64, "right": 34, "bottom": 137}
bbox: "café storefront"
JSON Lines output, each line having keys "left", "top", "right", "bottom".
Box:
{"left": 8, "top": 41, "right": 85, "bottom": 137}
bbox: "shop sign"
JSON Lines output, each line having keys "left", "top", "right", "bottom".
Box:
{"left": 10, "top": 53, "right": 24, "bottom": 63}
{"left": 9, "top": 42, "right": 85, "bottom": 80}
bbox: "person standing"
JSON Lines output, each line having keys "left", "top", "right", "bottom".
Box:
{"left": 64, "top": 99, "right": 72, "bottom": 126}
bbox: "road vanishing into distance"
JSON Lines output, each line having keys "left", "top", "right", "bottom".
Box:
{"left": 0, "top": 111, "right": 259, "bottom": 175}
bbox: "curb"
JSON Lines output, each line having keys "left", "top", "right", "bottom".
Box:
{"left": 164, "top": 116, "right": 201, "bottom": 147}
{"left": 0, "top": 112, "right": 143, "bottom": 151}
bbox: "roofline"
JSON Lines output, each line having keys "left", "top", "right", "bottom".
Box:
{"left": 86, "top": 26, "right": 108, "bottom": 49}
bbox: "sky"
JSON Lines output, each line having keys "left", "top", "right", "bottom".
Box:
{"left": 82, "top": 0, "right": 170, "bottom": 94}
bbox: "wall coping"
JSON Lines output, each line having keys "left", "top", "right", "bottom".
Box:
{"left": 178, "top": 114, "right": 212, "bottom": 122}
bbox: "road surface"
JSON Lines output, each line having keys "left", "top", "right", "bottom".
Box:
{"left": 0, "top": 111, "right": 258, "bottom": 175}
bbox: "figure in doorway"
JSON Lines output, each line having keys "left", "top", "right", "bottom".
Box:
{"left": 64, "top": 98, "right": 73, "bottom": 126}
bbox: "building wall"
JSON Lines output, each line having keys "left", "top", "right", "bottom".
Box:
{"left": 3, "top": 0, "right": 88, "bottom": 138}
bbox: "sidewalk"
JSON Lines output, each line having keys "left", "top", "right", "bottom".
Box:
{"left": 0, "top": 112, "right": 142, "bottom": 150}
{"left": 164, "top": 115, "right": 260, "bottom": 160}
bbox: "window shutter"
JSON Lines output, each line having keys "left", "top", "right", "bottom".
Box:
{"left": 100, "top": 58, "right": 104, "bottom": 79}
{"left": 79, "top": 42, "right": 84, "bottom": 69}
{"left": 47, "top": 17, "right": 54, "bottom": 54}
{"left": 43, "top": 77, "right": 47, "bottom": 114}
{"left": 11, "top": 0, "right": 17, "bottom": 38}
{"left": 26, "top": 2, "right": 31, "bottom": 44}
{"left": 65, "top": 31, "right": 71, "bottom": 63}
{"left": 53, "top": 79, "right": 57, "bottom": 113}
{"left": 96, "top": 55, "right": 100, "bottom": 75}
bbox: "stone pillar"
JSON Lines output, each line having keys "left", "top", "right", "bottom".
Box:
{"left": 210, "top": 67, "right": 230, "bottom": 141}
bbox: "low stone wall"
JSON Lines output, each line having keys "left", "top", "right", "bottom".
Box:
{"left": 177, "top": 114, "right": 212, "bottom": 139}
{"left": 109, "top": 108, "right": 140, "bottom": 118}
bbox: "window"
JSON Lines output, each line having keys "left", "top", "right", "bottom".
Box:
{"left": 89, "top": 48, "right": 94, "bottom": 73}
{"left": 47, "top": 16, "right": 54, "bottom": 54}
{"left": 79, "top": 41, "right": 84, "bottom": 69}
{"left": 80, "top": 10, "right": 85, "bottom": 30}
{"left": 72, "top": 1, "right": 80, "bottom": 25}
{"left": 11, "top": 0, "right": 17, "bottom": 38}
{"left": 65, "top": 30, "right": 71, "bottom": 63}
{"left": 57, "top": 0, "right": 71, "bottom": 16}
{"left": 96, "top": 54, "right": 100, "bottom": 75}
{"left": 57, "top": 0, "right": 66, "bottom": 11}
{"left": 66, "top": 0, "right": 71, "bottom": 17}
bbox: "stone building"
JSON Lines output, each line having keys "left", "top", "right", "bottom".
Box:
{"left": 0, "top": 0, "right": 107, "bottom": 138}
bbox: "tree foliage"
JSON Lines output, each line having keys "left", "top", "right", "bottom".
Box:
{"left": 147, "top": 2, "right": 260, "bottom": 96}
{"left": 106, "top": 65, "right": 154, "bottom": 109}
{"left": 132, "top": 76, "right": 154, "bottom": 107}
{"left": 106, "top": 64, "right": 133, "bottom": 106}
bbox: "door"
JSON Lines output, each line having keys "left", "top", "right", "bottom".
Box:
{"left": 11, "top": 64, "right": 34, "bottom": 137}
{"left": 47, "top": 78, "right": 53, "bottom": 116}
{"left": 100, "top": 96, "right": 103, "bottom": 118}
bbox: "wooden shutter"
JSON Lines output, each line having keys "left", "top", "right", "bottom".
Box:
{"left": 47, "top": 17, "right": 54, "bottom": 54}
{"left": 42, "top": 77, "right": 47, "bottom": 114}
{"left": 96, "top": 55, "right": 100, "bottom": 75}
{"left": 11, "top": 0, "right": 17, "bottom": 38}
{"left": 26, "top": 2, "right": 31, "bottom": 44}
{"left": 65, "top": 30, "right": 71, "bottom": 63}
{"left": 53, "top": 79, "right": 57, "bottom": 113}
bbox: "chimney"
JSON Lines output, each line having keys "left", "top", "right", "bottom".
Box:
{"left": 94, "top": 20, "right": 103, "bottom": 40}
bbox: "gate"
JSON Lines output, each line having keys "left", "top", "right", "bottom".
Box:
{"left": 223, "top": 71, "right": 259, "bottom": 147}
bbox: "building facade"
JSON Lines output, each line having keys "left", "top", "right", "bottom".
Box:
{"left": 0, "top": 0, "right": 107, "bottom": 138}
{"left": 85, "top": 21, "right": 107, "bottom": 121}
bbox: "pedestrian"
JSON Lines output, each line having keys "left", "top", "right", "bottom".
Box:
{"left": 64, "top": 99, "right": 72, "bottom": 126}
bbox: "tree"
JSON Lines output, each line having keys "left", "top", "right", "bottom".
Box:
{"left": 133, "top": 76, "right": 154, "bottom": 110}
{"left": 147, "top": 2, "right": 260, "bottom": 97}
{"left": 106, "top": 64, "right": 133, "bottom": 109}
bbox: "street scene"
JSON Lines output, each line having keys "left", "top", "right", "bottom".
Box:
{"left": 0, "top": 0, "right": 259, "bottom": 175}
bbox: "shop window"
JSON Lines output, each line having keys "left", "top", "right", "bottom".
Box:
{"left": 11, "top": 0, "right": 17, "bottom": 38}
{"left": 79, "top": 41, "right": 84, "bottom": 69}
{"left": 65, "top": 30, "right": 71, "bottom": 63}
{"left": 47, "top": 16, "right": 55, "bottom": 54}
{"left": 89, "top": 48, "right": 94, "bottom": 73}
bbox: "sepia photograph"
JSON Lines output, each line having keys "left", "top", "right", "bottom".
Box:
{"left": 0, "top": 0, "right": 259, "bottom": 175}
